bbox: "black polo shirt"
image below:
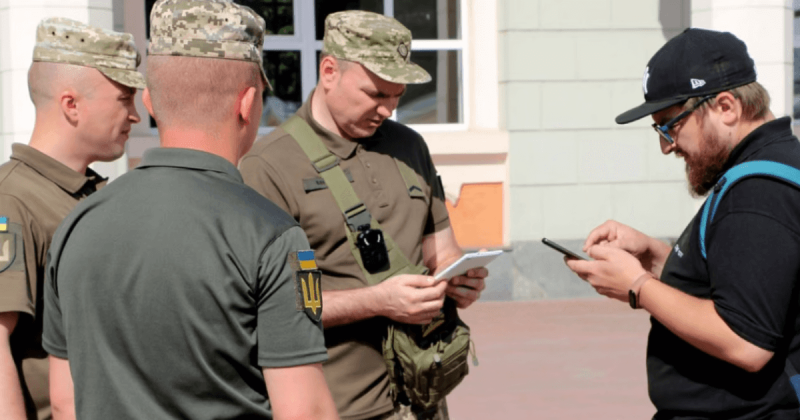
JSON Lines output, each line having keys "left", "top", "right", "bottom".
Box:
{"left": 42, "top": 148, "right": 327, "bottom": 420}
{"left": 651, "top": 117, "right": 800, "bottom": 419}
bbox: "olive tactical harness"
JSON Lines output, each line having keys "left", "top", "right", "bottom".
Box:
{"left": 698, "top": 160, "right": 800, "bottom": 410}
{"left": 282, "top": 115, "right": 473, "bottom": 409}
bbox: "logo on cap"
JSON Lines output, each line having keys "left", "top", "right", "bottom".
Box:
{"left": 397, "top": 42, "right": 409, "bottom": 61}
{"left": 642, "top": 67, "right": 650, "bottom": 95}
{"left": 690, "top": 78, "right": 706, "bottom": 89}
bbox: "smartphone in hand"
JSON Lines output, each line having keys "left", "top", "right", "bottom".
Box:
{"left": 541, "top": 238, "right": 587, "bottom": 260}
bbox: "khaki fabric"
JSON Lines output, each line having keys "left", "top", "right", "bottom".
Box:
{"left": 240, "top": 95, "right": 449, "bottom": 420}
{"left": 34, "top": 17, "right": 145, "bottom": 89}
{"left": 0, "top": 143, "right": 105, "bottom": 420}
{"left": 373, "top": 400, "right": 449, "bottom": 420}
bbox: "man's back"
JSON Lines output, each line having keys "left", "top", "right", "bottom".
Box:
{"left": 42, "top": 148, "right": 328, "bottom": 419}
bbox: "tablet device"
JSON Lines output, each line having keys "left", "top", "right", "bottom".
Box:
{"left": 433, "top": 250, "right": 503, "bottom": 280}
{"left": 541, "top": 238, "right": 587, "bottom": 260}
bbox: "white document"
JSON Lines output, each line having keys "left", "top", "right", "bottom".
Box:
{"left": 433, "top": 250, "right": 503, "bottom": 280}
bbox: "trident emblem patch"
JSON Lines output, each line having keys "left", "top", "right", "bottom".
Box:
{"left": 292, "top": 250, "right": 323, "bottom": 322}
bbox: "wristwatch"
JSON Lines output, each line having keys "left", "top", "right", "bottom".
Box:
{"left": 628, "top": 273, "right": 652, "bottom": 309}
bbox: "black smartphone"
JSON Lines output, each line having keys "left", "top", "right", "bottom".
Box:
{"left": 541, "top": 238, "right": 587, "bottom": 260}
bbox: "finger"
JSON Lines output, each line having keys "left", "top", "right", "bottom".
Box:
{"left": 584, "top": 222, "right": 616, "bottom": 251}
{"left": 416, "top": 280, "right": 448, "bottom": 301}
{"left": 465, "top": 267, "right": 489, "bottom": 279}
{"left": 402, "top": 274, "right": 438, "bottom": 288}
{"left": 446, "top": 285, "right": 481, "bottom": 302}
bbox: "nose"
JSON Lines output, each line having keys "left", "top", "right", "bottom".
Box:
{"left": 129, "top": 104, "right": 141, "bottom": 124}
{"left": 377, "top": 97, "right": 400, "bottom": 119}
{"left": 659, "top": 136, "right": 676, "bottom": 155}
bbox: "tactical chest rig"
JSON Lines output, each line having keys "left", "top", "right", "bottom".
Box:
{"left": 282, "top": 116, "right": 472, "bottom": 410}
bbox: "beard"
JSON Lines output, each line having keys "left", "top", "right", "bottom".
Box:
{"left": 682, "top": 125, "right": 731, "bottom": 197}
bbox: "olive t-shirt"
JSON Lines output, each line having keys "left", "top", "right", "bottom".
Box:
{"left": 240, "top": 97, "right": 450, "bottom": 419}
{"left": 42, "top": 148, "right": 328, "bottom": 419}
{"left": 0, "top": 143, "right": 105, "bottom": 420}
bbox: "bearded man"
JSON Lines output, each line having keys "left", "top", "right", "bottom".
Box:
{"left": 566, "top": 28, "right": 800, "bottom": 419}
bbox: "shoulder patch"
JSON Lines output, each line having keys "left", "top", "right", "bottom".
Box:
{"left": 290, "top": 250, "right": 323, "bottom": 322}
{"left": 0, "top": 220, "right": 24, "bottom": 274}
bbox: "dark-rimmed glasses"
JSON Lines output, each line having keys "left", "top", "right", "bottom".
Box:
{"left": 652, "top": 94, "right": 716, "bottom": 144}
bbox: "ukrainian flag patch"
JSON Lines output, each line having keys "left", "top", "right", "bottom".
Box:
{"left": 290, "top": 250, "right": 322, "bottom": 323}
{"left": 298, "top": 250, "right": 317, "bottom": 270}
{"left": 0, "top": 217, "right": 7, "bottom": 232}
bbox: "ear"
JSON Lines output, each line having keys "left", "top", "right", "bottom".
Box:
{"left": 712, "top": 91, "right": 741, "bottom": 126}
{"left": 59, "top": 90, "right": 79, "bottom": 125}
{"left": 142, "top": 88, "right": 156, "bottom": 119}
{"left": 318, "top": 55, "right": 341, "bottom": 90}
{"left": 237, "top": 86, "right": 258, "bottom": 126}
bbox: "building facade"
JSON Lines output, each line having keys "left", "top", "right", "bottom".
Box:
{"left": 0, "top": 0, "right": 794, "bottom": 300}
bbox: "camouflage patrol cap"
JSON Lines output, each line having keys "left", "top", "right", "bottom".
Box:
{"left": 33, "top": 18, "right": 146, "bottom": 89}
{"left": 322, "top": 10, "right": 431, "bottom": 84}
{"left": 148, "top": 0, "right": 272, "bottom": 90}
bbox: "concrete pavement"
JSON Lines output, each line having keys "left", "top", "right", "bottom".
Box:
{"left": 447, "top": 298, "right": 655, "bottom": 420}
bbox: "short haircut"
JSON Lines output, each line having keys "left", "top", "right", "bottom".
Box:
{"left": 146, "top": 56, "right": 260, "bottom": 128}
{"left": 685, "top": 81, "right": 771, "bottom": 122}
{"left": 28, "top": 62, "right": 95, "bottom": 108}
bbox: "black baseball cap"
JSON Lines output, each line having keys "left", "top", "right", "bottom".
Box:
{"left": 615, "top": 28, "right": 757, "bottom": 124}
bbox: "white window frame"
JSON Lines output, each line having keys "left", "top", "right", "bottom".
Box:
{"left": 260, "top": 0, "right": 469, "bottom": 134}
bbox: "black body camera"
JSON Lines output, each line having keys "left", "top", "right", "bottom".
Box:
{"left": 356, "top": 225, "right": 389, "bottom": 274}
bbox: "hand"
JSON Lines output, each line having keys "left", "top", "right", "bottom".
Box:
{"left": 565, "top": 244, "right": 647, "bottom": 303}
{"left": 584, "top": 220, "right": 665, "bottom": 274}
{"left": 375, "top": 274, "right": 448, "bottom": 324}
{"left": 446, "top": 267, "right": 487, "bottom": 309}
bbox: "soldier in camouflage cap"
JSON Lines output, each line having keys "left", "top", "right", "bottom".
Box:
{"left": 40, "top": 1, "right": 340, "bottom": 419}
{"left": 0, "top": 16, "right": 143, "bottom": 420}
{"left": 148, "top": 0, "right": 272, "bottom": 90}
{"left": 241, "top": 9, "right": 486, "bottom": 420}
{"left": 34, "top": 17, "right": 146, "bottom": 89}
{"left": 323, "top": 10, "right": 431, "bottom": 84}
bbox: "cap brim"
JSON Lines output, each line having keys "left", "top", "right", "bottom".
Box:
{"left": 615, "top": 96, "right": 687, "bottom": 125}
{"left": 100, "top": 67, "right": 146, "bottom": 90}
{"left": 362, "top": 61, "right": 432, "bottom": 85}
{"left": 257, "top": 63, "right": 274, "bottom": 91}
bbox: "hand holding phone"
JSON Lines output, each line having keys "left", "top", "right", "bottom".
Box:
{"left": 541, "top": 238, "right": 588, "bottom": 260}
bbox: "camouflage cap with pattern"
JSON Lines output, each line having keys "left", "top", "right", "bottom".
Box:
{"left": 33, "top": 17, "right": 146, "bottom": 89}
{"left": 148, "top": 0, "right": 272, "bottom": 90}
{"left": 323, "top": 10, "right": 431, "bottom": 84}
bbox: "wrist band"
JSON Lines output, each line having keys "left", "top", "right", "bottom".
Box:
{"left": 628, "top": 273, "right": 652, "bottom": 310}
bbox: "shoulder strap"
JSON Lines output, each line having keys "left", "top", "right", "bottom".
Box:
{"left": 700, "top": 160, "right": 800, "bottom": 260}
{"left": 281, "top": 116, "right": 427, "bottom": 284}
{"left": 698, "top": 160, "right": 800, "bottom": 409}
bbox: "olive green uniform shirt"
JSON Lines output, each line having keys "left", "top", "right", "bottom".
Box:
{"left": 240, "top": 98, "right": 450, "bottom": 420}
{"left": 42, "top": 148, "right": 328, "bottom": 419}
{"left": 0, "top": 144, "right": 105, "bottom": 420}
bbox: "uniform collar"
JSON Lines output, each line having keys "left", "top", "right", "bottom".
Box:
{"left": 10, "top": 143, "right": 105, "bottom": 195}
{"left": 136, "top": 147, "right": 243, "bottom": 183}
{"left": 295, "top": 90, "right": 385, "bottom": 160}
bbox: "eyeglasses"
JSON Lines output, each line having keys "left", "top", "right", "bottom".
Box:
{"left": 652, "top": 95, "right": 715, "bottom": 144}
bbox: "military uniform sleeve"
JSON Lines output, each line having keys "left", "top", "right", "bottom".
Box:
{"left": 0, "top": 195, "right": 37, "bottom": 317}
{"left": 418, "top": 138, "right": 450, "bottom": 235}
{"left": 255, "top": 226, "right": 327, "bottom": 367}
{"left": 240, "top": 155, "right": 298, "bottom": 219}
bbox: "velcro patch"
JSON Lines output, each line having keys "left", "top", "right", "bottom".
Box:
{"left": 290, "top": 250, "right": 323, "bottom": 322}
{"left": 0, "top": 221, "right": 24, "bottom": 273}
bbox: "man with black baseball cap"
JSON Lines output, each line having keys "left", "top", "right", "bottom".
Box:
{"left": 567, "top": 28, "right": 800, "bottom": 418}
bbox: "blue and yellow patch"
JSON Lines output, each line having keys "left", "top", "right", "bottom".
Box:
{"left": 291, "top": 250, "right": 322, "bottom": 323}
{"left": 297, "top": 250, "right": 317, "bottom": 270}
{"left": 0, "top": 217, "right": 7, "bottom": 232}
